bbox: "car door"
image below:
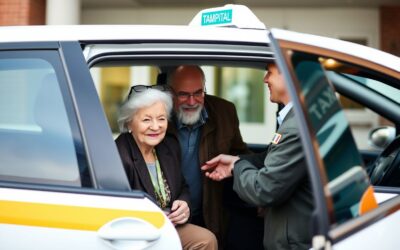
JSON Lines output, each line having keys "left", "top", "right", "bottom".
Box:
{"left": 269, "top": 28, "right": 400, "bottom": 249}
{"left": 0, "top": 41, "right": 179, "bottom": 249}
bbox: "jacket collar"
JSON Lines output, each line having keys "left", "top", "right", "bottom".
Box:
{"left": 201, "top": 95, "right": 216, "bottom": 138}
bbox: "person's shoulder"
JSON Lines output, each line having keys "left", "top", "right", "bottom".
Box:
{"left": 115, "top": 132, "right": 135, "bottom": 153}
{"left": 115, "top": 132, "right": 130, "bottom": 144}
{"left": 280, "top": 111, "right": 299, "bottom": 133}
{"left": 205, "top": 95, "right": 235, "bottom": 111}
{"left": 161, "top": 133, "right": 180, "bottom": 148}
{"left": 158, "top": 133, "right": 180, "bottom": 158}
{"left": 283, "top": 109, "right": 296, "bottom": 127}
{"left": 114, "top": 133, "right": 133, "bottom": 160}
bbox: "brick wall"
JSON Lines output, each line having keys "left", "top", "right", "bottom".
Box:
{"left": 380, "top": 6, "right": 400, "bottom": 56}
{"left": 0, "top": 0, "right": 45, "bottom": 26}
{"left": 379, "top": 6, "right": 400, "bottom": 126}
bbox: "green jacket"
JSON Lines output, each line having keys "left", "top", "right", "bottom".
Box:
{"left": 233, "top": 109, "right": 314, "bottom": 250}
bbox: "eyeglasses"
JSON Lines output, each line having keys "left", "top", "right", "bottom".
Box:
{"left": 173, "top": 89, "right": 206, "bottom": 101}
{"left": 128, "top": 84, "right": 171, "bottom": 98}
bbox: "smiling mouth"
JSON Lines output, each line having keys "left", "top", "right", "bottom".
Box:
{"left": 183, "top": 107, "right": 198, "bottom": 112}
{"left": 147, "top": 133, "right": 160, "bottom": 138}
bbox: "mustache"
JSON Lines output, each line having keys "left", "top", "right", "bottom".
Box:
{"left": 180, "top": 104, "right": 202, "bottom": 109}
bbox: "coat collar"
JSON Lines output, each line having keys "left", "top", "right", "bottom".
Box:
{"left": 201, "top": 95, "right": 217, "bottom": 138}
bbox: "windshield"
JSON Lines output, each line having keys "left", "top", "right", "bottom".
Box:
{"left": 343, "top": 74, "right": 400, "bottom": 105}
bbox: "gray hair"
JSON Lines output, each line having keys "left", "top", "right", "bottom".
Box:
{"left": 118, "top": 88, "right": 173, "bottom": 132}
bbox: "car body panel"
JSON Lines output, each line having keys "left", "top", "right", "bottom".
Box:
{"left": 333, "top": 210, "right": 400, "bottom": 250}
{"left": 0, "top": 25, "right": 270, "bottom": 45}
{"left": 0, "top": 187, "right": 179, "bottom": 250}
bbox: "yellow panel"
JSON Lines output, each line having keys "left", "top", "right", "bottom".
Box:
{"left": 0, "top": 200, "right": 165, "bottom": 231}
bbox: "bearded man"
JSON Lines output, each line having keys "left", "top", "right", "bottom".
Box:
{"left": 167, "top": 65, "right": 263, "bottom": 250}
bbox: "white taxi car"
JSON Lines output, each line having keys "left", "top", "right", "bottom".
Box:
{"left": 0, "top": 4, "right": 399, "bottom": 250}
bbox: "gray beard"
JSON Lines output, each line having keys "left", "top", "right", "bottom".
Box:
{"left": 177, "top": 104, "right": 203, "bottom": 125}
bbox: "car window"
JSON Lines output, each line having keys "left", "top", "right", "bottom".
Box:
{"left": 338, "top": 95, "right": 394, "bottom": 150}
{"left": 0, "top": 51, "right": 91, "bottom": 187}
{"left": 323, "top": 63, "right": 397, "bottom": 151}
{"left": 290, "top": 52, "right": 370, "bottom": 226}
{"left": 90, "top": 63, "right": 274, "bottom": 143}
{"left": 344, "top": 74, "right": 400, "bottom": 105}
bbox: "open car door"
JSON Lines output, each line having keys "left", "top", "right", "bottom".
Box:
{"left": 269, "top": 29, "right": 400, "bottom": 249}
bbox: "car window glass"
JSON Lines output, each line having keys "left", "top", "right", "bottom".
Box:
{"left": 0, "top": 51, "right": 90, "bottom": 187}
{"left": 290, "top": 52, "right": 370, "bottom": 226}
{"left": 344, "top": 74, "right": 400, "bottom": 105}
{"left": 324, "top": 66, "right": 396, "bottom": 151}
{"left": 338, "top": 95, "right": 394, "bottom": 150}
{"left": 90, "top": 63, "right": 273, "bottom": 144}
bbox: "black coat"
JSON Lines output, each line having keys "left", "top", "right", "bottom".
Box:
{"left": 115, "top": 132, "right": 190, "bottom": 209}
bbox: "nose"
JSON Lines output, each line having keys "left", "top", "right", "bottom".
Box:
{"left": 263, "top": 73, "right": 269, "bottom": 84}
{"left": 150, "top": 120, "right": 160, "bottom": 130}
{"left": 264, "top": 72, "right": 271, "bottom": 87}
{"left": 187, "top": 95, "right": 196, "bottom": 105}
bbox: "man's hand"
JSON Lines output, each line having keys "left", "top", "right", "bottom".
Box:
{"left": 201, "top": 154, "right": 240, "bottom": 181}
{"left": 167, "top": 200, "right": 190, "bottom": 226}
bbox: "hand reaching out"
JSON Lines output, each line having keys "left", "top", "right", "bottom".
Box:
{"left": 201, "top": 154, "right": 239, "bottom": 181}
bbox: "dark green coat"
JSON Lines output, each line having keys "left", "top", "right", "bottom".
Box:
{"left": 233, "top": 109, "right": 314, "bottom": 250}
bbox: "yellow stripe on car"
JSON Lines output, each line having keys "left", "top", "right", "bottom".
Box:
{"left": 0, "top": 200, "right": 165, "bottom": 231}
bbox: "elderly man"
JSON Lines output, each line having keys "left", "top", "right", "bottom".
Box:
{"left": 167, "top": 65, "right": 264, "bottom": 249}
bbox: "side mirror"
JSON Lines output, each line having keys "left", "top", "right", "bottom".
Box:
{"left": 368, "top": 126, "right": 396, "bottom": 149}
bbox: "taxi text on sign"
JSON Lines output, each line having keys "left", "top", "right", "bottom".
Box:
{"left": 201, "top": 9, "right": 232, "bottom": 26}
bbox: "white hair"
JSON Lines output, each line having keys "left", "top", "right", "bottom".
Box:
{"left": 118, "top": 88, "right": 173, "bottom": 132}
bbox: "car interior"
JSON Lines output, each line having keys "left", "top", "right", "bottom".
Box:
{"left": 91, "top": 58, "right": 399, "bottom": 191}
{"left": 322, "top": 60, "right": 400, "bottom": 189}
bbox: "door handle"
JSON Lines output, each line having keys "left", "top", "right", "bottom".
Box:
{"left": 98, "top": 217, "right": 161, "bottom": 250}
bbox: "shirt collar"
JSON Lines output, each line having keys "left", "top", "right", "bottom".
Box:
{"left": 277, "top": 102, "right": 293, "bottom": 126}
{"left": 175, "top": 107, "right": 208, "bottom": 130}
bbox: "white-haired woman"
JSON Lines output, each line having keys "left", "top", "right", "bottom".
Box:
{"left": 115, "top": 85, "right": 217, "bottom": 250}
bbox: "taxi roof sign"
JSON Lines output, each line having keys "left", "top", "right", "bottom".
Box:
{"left": 189, "top": 4, "right": 266, "bottom": 30}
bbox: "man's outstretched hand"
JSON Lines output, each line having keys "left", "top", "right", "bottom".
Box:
{"left": 201, "top": 154, "right": 239, "bottom": 181}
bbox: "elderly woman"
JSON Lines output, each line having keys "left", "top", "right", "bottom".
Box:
{"left": 115, "top": 85, "right": 217, "bottom": 250}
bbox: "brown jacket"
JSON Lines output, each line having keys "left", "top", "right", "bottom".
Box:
{"left": 115, "top": 132, "right": 190, "bottom": 207}
{"left": 168, "top": 95, "right": 249, "bottom": 243}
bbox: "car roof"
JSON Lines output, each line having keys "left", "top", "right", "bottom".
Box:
{"left": 0, "top": 25, "right": 270, "bottom": 45}
{"left": 1, "top": 25, "right": 398, "bottom": 75}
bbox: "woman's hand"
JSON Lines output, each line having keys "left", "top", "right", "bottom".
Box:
{"left": 167, "top": 200, "right": 190, "bottom": 226}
